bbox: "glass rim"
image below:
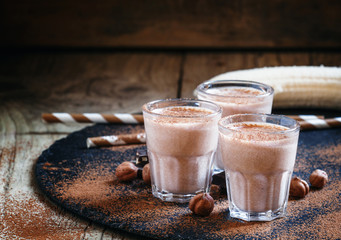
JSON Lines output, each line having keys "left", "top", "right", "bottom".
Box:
{"left": 142, "top": 98, "right": 222, "bottom": 119}
{"left": 195, "top": 79, "right": 274, "bottom": 99}
{"left": 218, "top": 113, "right": 300, "bottom": 135}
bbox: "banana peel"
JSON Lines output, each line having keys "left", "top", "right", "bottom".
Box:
{"left": 209, "top": 66, "right": 341, "bottom": 110}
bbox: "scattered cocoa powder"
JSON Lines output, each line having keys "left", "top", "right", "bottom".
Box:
{"left": 43, "top": 162, "right": 71, "bottom": 171}
{"left": 280, "top": 180, "right": 341, "bottom": 239}
{"left": 315, "top": 142, "right": 341, "bottom": 164}
{"left": 0, "top": 147, "right": 16, "bottom": 168}
{"left": 0, "top": 192, "right": 85, "bottom": 239}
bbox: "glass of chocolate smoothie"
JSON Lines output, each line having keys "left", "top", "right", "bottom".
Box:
{"left": 195, "top": 80, "right": 274, "bottom": 172}
{"left": 142, "top": 99, "right": 222, "bottom": 203}
{"left": 218, "top": 113, "right": 300, "bottom": 221}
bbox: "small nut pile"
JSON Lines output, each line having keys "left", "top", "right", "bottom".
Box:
{"left": 114, "top": 149, "right": 151, "bottom": 184}
{"left": 289, "top": 169, "right": 328, "bottom": 198}
{"left": 115, "top": 161, "right": 151, "bottom": 185}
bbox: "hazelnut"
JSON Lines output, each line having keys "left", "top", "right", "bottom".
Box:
{"left": 142, "top": 163, "right": 151, "bottom": 185}
{"left": 289, "top": 177, "right": 309, "bottom": 198}
{"left": 115, "top": 162, "right": 138, "bottom": 181}
{"left": 309, "top": 169, "right": 328, "bottom": 188}
{"left": 189, "top": 193, "right": 214, "bottom": 216}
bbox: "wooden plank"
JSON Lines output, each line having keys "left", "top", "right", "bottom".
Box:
{"left": 309, "top": 51, "right": 341, "bottom": 65}
{"left": 1, "top": 0, "right": 340, "bottom": 48}
{"left": 0, "top": 52, "right": 182, "bottom": 133}
{"left": 0, "top": 131, "right": 89, "bottom": 239}
{"left": 0, "top": 106, "right": 16, "bottom": 208}
{"left": 0, "top": 134, "right": 93, "bottom": 239}
{"left": 181, "top": 51, "right": 341, "bottom": 98}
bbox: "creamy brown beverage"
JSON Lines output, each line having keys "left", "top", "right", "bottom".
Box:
{"left": 143, "top": 99, "right": 221, "bottom": 203}
{"left": 219, "top": 114, "right": 299, "bottom": 221}
{"left": 196, "top": 80, "right": 274, "bottom": 171}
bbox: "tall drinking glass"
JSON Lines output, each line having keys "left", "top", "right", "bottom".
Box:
{"left": 218, "top": 113, "right": 300, "bottom": 221}
{"left": 195, "top": 80, "right": 274, "bottom": 171}
{"left": 142, "top": 99, "right": 222, "bottom": 203}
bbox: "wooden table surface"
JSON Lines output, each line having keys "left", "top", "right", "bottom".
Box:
{"left": 0, "top": 50, "right": 340, "bottom": 239}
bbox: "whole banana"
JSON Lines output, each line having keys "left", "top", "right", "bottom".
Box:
{"left": 209, "top": 66, "right": 341, "bottom": 109}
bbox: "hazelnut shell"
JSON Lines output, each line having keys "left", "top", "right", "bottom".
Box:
{"left": 189, "top": 193, "right": 214, "bottom": 216}
{"left": 142, "top": 164, "right": 151, "bottom": 185}
{"left": 309, "top": 169, "right": 328, "bottom": 188}
{"left": 115, "top": 162, "right": 138, "bottom": 181}
{"left": 289, "top": 177, "right": 309, "bottom": 198}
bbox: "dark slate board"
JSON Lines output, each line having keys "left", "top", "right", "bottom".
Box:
{"left": 36, "top": 123, "right": 341, "bottom": 239}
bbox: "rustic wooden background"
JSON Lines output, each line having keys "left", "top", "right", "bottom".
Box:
{"left": 0, "top": 0, "right": 340, "bottom": 239}
{"left": 1, "top": 0, "right": 340, "bottom": 48}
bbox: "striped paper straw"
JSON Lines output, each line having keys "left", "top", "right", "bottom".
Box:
{"left": 42, "top": 113, "right": 326, "bottom": 125}
{"left": 287, "top": 115, "right": 324, "bottom": 121}
{"left": 87, "top": 132, "right": 146, "bottom": 148}
{"left": 42, "top": 113, "right": 144, "bottom": 124}
{"left": 299, "top": 117, "right": 341, "bottom": 130}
